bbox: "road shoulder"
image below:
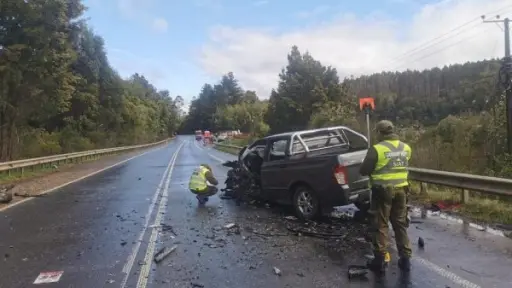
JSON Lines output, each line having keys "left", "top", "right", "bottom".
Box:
{"left": 0, "top": 144, "right": 167, "bottom": 212}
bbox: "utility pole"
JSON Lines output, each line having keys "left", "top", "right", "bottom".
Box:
{"left": 483, "top": 16, "right": 512, "bottom": 153}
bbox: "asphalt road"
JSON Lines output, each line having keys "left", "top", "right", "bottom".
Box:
{"left": 1, "top": 136, "right": 512, "bottom": 288}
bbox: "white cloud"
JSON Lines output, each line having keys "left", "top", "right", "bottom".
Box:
{"left": 199, "top": 0, "right": 512, "bottom": 98}
{"left": 152, "top": 17, "right": 169, "bottom": 32}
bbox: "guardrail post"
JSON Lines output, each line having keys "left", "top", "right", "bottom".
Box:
{"left": 420, "top": 183, "right": 428, "bottom": 196}
{"left": 461, "top": 189, "right": 470, "bottom": 204}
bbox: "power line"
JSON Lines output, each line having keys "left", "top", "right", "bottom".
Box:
{"left": 383, "top": 4, "right": 512, "bottom": 68}
{"left": 387, "top": 21, "right": 479, "bottom": 64}
{"left": 389, "top": 26, "right": 494, "bottom": 71}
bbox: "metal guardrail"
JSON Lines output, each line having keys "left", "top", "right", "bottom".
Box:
{"left": 214, "top": 142, "right": 512, "bottom": 200}
{"left": 0, "top": 138, "right": 173, "bottom": 174}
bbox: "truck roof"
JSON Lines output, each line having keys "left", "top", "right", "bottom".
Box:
{"left": 262, "top": 126, "right": 368, "bottom": 155}
{"left": 263, "top": 126, "right": 366, "bottom": 140}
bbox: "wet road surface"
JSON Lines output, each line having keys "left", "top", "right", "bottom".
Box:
{"left": 0, "top": 136, "right": 512, "bottom": 288}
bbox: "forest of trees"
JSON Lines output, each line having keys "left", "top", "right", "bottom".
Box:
{"left": 0, "top": 0, "right": 183, "bottom": 161}
{"left": 181, "top": 46, "right": 509, "bottom": 177}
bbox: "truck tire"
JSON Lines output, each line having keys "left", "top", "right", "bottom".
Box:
{"left": 293, "top": 186, "right": 320, "bottom": 221}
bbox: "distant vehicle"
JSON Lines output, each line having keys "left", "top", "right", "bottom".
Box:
{"left": 203, "top": 130, "right": 212, "bottom": 144}
{"left": 216, "top": 133, "right": 228, "bottom": 142}
{"left": 238, "top": 126, "right": 371, "bottom": 220}
{"left": 195, "top": 130, "right": 202, "bottom": 141}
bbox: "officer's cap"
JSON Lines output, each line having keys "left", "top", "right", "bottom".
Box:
{"left": 200, "top": 164, "right": 212, "bottom": 171}
{"left": 375, "top": 120, "right": 395, "bottom": 135}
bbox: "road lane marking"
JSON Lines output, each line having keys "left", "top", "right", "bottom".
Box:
{"left": 208, "top": 153, "right": 225, "bottom": 163}
{"left": 0, "top": 142, "right": 171, "bottom": 213}
{"left": 192, "top": 140, "right": 227, "bottom": 163}
{"left": 120, "top": 141, "right": 183, "bottom": 288}
{"left": 414, "top": 257, "right": 482, "bottom": 288}
{"left": 387, "top": 240, "right": 482, "bottom": 288}
{"left": 136, "top": 141, "right": 184, "bottom": 288}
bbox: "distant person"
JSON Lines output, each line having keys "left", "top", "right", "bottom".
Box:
{"left": 360, "top": 120, "right": 412, "bottom": 273}
{"left": 189, "top": 164, "right": 219, "bottom": 205}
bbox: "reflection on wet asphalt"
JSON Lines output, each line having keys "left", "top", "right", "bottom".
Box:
{"left": 0, "top": 136, "right": 511, "bottom": 288}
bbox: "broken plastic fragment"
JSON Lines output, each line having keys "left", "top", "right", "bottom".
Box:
{"left": 33, "top": 271, "right": 64, "bottom": 284}
{"left": 154, "top": 245, "right": 178, "bottom": 263}
{"left": 273, "top": 267, "right": 281, "bottom": 276}
{"left": 347, "top": 265, "right": 368, "bottom": 279}
{"left": 418, "top": 237, "right": 425, "bottom": 249}
{"left": 224, "top": 223, "right": 236, "bottom": 229}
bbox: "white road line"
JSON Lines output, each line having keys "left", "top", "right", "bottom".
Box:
{"left": 192, "top": 140, "right": 226, "bottom": 163}
{"left": 387, "top": 240, "right": 482, "bottom": 288}
{"left": 414, "top": 257, "right": 482, "bottom": 288}
{"left": 0, "top": 143, "right": 169, "bottom": 213}
{"left": 136, "top": 141, "right": 184, "bottom": 288}
{"left": 120, "top": 141, "right": 183, "bottom": 288}
{"left": 208, "top": 153, "right": 225, "bottom": 163}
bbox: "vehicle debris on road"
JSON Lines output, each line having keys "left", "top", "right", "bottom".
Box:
{"left": 154, "top": 245, "right": 178, "bottom": 263}
{"left": 224, "top": 223, "right": 236, "bottom": 229}
{"left": 33, "top": 271, "right": 64, "bottom": 284}
{"left": 0, "top": 184, "right": 15, "bottom": 203}
{"left": 418, "top": 237, "right": 425, "bottom": 249}
{"left": 347, "top": 265, "right": 369, "bottom": 279}
{"left": 273, "top": 266, "right": 282, "bottom": 276}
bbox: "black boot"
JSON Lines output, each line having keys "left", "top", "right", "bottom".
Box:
{"left": 367, "top": 253, "right": 386, "bottom": 273}
{"left": 398, "top": 257, "right": 411, "bottom": 272}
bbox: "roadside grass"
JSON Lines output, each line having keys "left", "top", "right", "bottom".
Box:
{"left": 213, "top": 144, "right": 512, "bottom": 226}
{"left": 225, "top": 138, "right": 251, "bottom": 146}
{"left": 408, "top": 182, "right": 512, "bottom": 226}
{"left": 214, "top": 145, "right": 241, "bottom": 155}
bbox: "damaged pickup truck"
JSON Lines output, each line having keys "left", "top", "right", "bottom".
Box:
{"left": 237, "top": 126, "right": 371, "bottom": 220}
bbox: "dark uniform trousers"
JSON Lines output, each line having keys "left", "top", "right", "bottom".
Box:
{"left": 190, "top": 186, "right": 218, "bottom": 199}
{"left": 370, "top": 185, "right": 412, "bottom": 258}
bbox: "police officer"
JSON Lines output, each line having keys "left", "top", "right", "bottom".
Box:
{"left": 189, "top": 164, "right": 219, "bottom": 205}
{"left": 360, "top": 120, "right": 412, "bottom": 273}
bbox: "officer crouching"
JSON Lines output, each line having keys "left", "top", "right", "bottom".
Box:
{"left": 359, "top": 120, "right": 412, "bottom": 273}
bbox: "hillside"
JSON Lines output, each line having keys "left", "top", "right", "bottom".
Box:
{"left": 345, "top": 59, "right": 501, "bottom": 125}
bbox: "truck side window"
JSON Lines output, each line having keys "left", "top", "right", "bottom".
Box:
{"left": 268, "top": 139, "right": 287, "bottom": 161}
{"left": 248, "top": 140, "right": 266, "bottom": 158}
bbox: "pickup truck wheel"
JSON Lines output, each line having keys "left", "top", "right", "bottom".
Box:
{"left": 293, "top": 186, "right": 320, "bottom": 220}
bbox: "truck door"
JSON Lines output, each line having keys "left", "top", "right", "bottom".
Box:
{"left": 261, "top": 137, "right": 290, "bottom": 202}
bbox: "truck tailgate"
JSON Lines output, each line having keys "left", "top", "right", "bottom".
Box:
{"left": 337, "top": 150, "right": 369, "bottom": 191}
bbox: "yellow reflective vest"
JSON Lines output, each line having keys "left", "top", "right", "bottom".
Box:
{"left": 370, "top": 140, "right": 411, "bottom": 188}
{"left": 189, "top": 166, "right": 209, "bottom": 191}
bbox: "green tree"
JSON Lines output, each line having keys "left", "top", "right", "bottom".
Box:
{"left": 265, "top": 46, "right": 354, "bottom": 133}
{"left": 0, "top": 0, "right": 182, "bottom": 160}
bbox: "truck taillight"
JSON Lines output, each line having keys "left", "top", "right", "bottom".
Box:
{"left": 333, "top": 164, "right": 347, "bottom": 185}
